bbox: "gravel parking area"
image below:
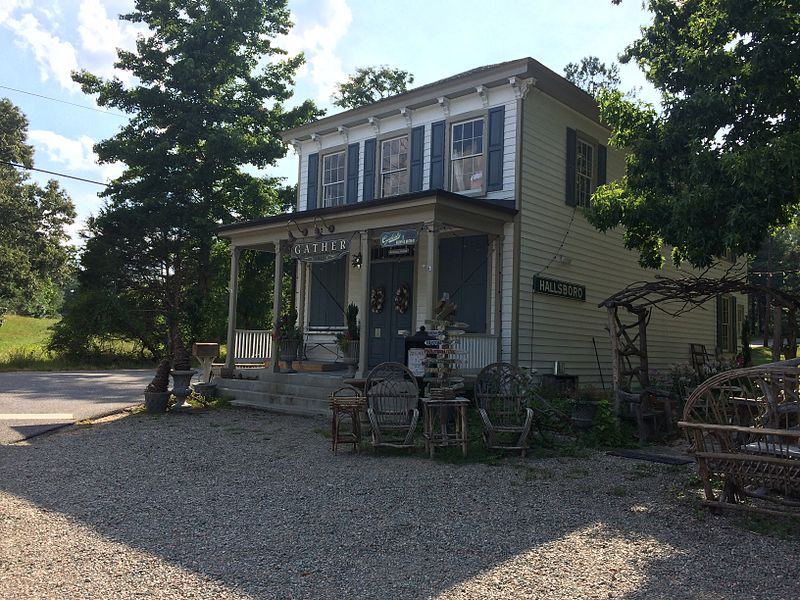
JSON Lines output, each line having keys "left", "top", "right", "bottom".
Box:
{"left": 1, "top": 408, "right": 798, "bottom": 599}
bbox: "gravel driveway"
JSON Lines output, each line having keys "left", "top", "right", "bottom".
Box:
{"left": 1, "top": 408, "right": 798, "bottom": 599}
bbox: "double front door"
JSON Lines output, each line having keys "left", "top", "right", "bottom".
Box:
{"left": 367, "top": 260, "right": 413, "bottom": 368}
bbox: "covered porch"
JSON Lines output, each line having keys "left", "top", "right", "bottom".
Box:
{"left": 216, "top": 190, "right": 516, "bottom": 386}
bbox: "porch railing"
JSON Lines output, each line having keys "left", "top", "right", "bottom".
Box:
{"left": 455, "top": 334, "right": 499, "bottom": 372}
{"left": 234, "top": 329, "right": 272, "bottom": 364}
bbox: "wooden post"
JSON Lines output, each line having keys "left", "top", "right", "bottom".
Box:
{"left": 638, "top": 308, "right": 650, "bottom": 388}
{"left": 223, "top": 245, "right": 241, "bottom": 374}
{"left": 772, "top": 305, "right": 783, "bottom": 362}
{"left": 271, "top": 243, "right": 284, "bottom": 373}
{"left": 607, "top": 306, "right": 622, "bottom": 415}
{"left": 358, "top": 231, "right": 371, "bottom": 377}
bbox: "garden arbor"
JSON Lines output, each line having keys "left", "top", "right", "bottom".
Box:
{"left": 600, "top": 275, "right": 800, "bottom": 420}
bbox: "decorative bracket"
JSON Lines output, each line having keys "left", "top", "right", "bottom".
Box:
{"left": 337, "top": 126, "right": 349, "bottom": 144}
{"left": 400, "top": 107, "right": 413, "bottom": 128}
{"left": 368, "top": 116, "right": 381, "bottom": 135}
{"left": 437, "top": 96, "right": 450, "bottom": 118}
{"left": 310, "top": 133, "right": 322, "bottom": 150}
{"left": 289, "top": 138, "right": 302, "bottom": 154}
{"left": 476, "top": 85, "right": 489, "bottom": 108}
{"left": 509, "top": 77, "right": 536, "bottom": 100}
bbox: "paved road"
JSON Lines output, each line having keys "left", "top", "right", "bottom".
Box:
{"left": 0, "top": 370, "right": 152, "bottom": 444}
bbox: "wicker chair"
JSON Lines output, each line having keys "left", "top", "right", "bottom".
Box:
{"left": 679, "top": 358, "right": 800, "bottom": 515}
{"left": 365, "top": 362, "right": 420, "bottom": 450}
{"left": 475, "top": 362, "right": 534, "bottom": 456}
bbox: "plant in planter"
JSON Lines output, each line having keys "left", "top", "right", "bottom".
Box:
{"left": 335, "top": 303, "right": 360, "bottom": 376}
{"left": 144, "top": 359, "right": 171, "bottom": 413}
{"left": 170, "top": 333, "right": 197, "bottom": 410}
{"left": 277, "top": 309, "right": 303, "bottom": 373}
{"left": 570, "top": 386, "right": 603, "bottom": 431}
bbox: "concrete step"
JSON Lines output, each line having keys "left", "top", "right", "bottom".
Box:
{"left": 215, "top": 373, "right": 345, "bottom": 417}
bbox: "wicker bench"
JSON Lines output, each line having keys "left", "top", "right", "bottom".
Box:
{"left": 679, "top": 358, "right": 800, "bottom": 516}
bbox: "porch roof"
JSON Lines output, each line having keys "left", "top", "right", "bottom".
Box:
{"left": 216, "top": 190, "right": 517, "bottom": 248}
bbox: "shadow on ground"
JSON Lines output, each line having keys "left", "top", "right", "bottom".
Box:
{"left": 1, "top": 409, "right": 798, "bottom": 599}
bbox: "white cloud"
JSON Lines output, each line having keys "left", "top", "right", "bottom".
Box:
{"left": 3, "top": 11, "right": 80, "bottom": 90}
{"left": 29, "top": 129, "right": 123, "bottom": 182}
{"left": 280, "top": 0, "right": 352, "bottom": 102}
{"left": 76, "top": 0, "right": 141, "bottom": 81}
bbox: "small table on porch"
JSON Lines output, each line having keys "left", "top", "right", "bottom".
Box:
{"left": 422, "top": 396, "right": 470, "bottom": 458}
{"left": 329, "top": 389, "right": 366, "bottom": 453}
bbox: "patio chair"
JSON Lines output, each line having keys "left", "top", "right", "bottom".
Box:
{"left": 365, "top": 362, "right": 420, "bottom": 450}
{"left": 475, "top": 362, "right": 534, "bottom": 456}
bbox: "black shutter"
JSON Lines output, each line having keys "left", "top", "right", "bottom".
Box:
{"left": 597, "top": 143, "right": 607, "bottom": 186}
{"left": 410, "top": 125, "right": 424, "bottom": 192}
{"left": 306, "top": 152, "right": 319, "bottom": 210}
{"left": 565, "top": 128, "right": 577, "bottom": 206}
{"left": 486, "top": 106, "right": 505, "bottom": 192}
{"left": 346, "top": 143, "right": 359, "bottom": 204}
{"left": 716, "top": 296, "right": 724, "bottom": 352}
{"left": 362, "top": 138, "right": 376, "bottom": 201}
{"left": 310, "top": 258, "right": 346, "bottom": 327}
{"left": 430, "top": 120, "right": 445, "bottom": 189}
{"left": 731, "top": 296, "right": 738, "bottom": 353}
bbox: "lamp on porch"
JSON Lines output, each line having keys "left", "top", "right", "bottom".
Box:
{"left": 313, "top": 215, "right": 335, "bottom": 239}
{"left": 287, "top": 219, "right": 308, "bottom": 243}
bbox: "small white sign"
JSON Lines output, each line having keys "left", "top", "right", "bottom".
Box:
{"left": 407, "top": 348, "right": 426, "bottom": 377}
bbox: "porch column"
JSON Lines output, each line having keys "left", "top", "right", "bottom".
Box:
{"left": 297, "top": 261, "right": 307, "bottom": 330}
{"left": 358, "top": 231, "right": 371, "bottom": 377}
{"left": 223, "top": 245, "right": 241, "bottom": 374}
{"left": 426, "top": 223, "right": 439, "bottom": 318}
{"left": 271, "top": 242, "right": 284, "bottom": 373}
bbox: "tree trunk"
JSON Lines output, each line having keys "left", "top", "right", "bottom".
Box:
{"left": 772, "top": 306, "right": 783, "bottom": 362}
{"left": 786, "top": 308, "right": 797, "bottom": 359}
{"left": 763, "top": 236, "right": 773, "bottom": 348}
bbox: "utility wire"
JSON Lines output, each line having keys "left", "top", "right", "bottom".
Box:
{"left": 0, "top": 84, "right": 128, "bottom": 118}
{"left": 1, "top": 160, "right": 109, "bottom": 186}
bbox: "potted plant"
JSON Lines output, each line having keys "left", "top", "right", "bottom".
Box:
{"left": 570, "top": 386, "right": 602, "bottom": 431}
{"left": 170, "top": 333, "right": 197, "bottom": 410}
{"left": 144, "top": 359, "right": 171, "bottom": 413}
{"left": 277, "top": 309, "right": 303, "bottom": 373}
{"left": 336, "top": 303, "right": 360, "bottom": 377}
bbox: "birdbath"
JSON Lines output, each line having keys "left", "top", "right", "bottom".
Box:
{"left": 192, "top": 342, "right": 219, "bottom": 383}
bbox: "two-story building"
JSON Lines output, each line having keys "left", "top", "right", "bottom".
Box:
{"left": 217, "top": 57, "right": 742, "bottom": 406}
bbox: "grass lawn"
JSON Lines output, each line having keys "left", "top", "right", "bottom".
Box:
{"left": 0, "top": 314, "right": 154, "bottom": 371}
{"left": 751, "top": 344, "right": 785, "bottom": 366}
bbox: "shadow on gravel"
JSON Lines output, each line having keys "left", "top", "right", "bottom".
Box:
{"left": 1, "top": 409, "right": 798, "bottom": 599}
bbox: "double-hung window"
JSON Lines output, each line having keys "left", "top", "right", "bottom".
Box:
{"left": 322, "top": 151, "right": 346, "bottom": 207}
{"left": 451, "top": 118, "right": 484, "bottom": 193}
{"left": 575, "top": 138, "right": 595, "bottom": 208}
{"left": 380, "top": 135, "right": 409, "bottom": 197}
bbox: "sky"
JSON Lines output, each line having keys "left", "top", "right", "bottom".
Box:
{"left": 0, "top": 0, "right": 657, "bottom": 245}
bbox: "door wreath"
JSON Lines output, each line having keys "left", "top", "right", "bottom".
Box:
{"left": 394, "top": 283, "right": 410, "bottom": 314}
{"left": 370, "top": 286, "right": 386, "bottom": 313}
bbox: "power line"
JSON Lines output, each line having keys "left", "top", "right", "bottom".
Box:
{"left": 1, "top": 160, "right": 109, "bottom": 186}
{"left": 0, "top": 85, "right": 128, "bottom": 118}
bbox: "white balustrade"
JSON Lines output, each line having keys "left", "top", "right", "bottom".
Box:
{"left": 234, "top": 329, "right": 272, "bottom": 364}
{"left": 454, "top": 335, "right": 499, "bottom": 371}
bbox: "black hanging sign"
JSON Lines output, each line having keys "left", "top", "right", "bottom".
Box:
{"left": 291, "top": 238, "right": 349, "bottom": 263}
{"left": 533, "top": 275, "right": 586, "bottom": 301}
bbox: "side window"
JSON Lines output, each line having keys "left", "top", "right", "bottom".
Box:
{"left": 380, "top": 135, "right": 409, "bottom": 197}
{"left": 575, "top": 138, "right": 595, "bottom": 208}
{"left": 321, "top": 151, "right": 346, "bottom": 207}
{"left": 450, "top": 118, "right": 484, "bottom": 193}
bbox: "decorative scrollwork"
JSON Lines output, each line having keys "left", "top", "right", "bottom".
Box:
{"left": 394, "top": 283, "right": 410, "bottom": 314}
{"left": 370, "top": 286, "right": 385, "bottom": 313}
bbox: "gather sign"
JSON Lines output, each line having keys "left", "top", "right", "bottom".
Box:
{"left": 291, "top": 238, "right": 349, "bottom": 263}
{"left": 532, "top": 275, "right": 586, "bottom": 302}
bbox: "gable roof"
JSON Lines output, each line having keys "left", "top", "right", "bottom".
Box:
{"left": 281, "top": 57, "right": 601, "bottom": 142}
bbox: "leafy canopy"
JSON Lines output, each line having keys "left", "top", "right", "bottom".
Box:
{"left": 332, "top": 66, "right": 414, "bottom": 109}
{"left": 587, "top": 0, "right": 800, "bottom": 269}
{"left": 564, "top": 56, "right": 620, "bottom": 98}
{"left": 0, "top": 99, "right": 76, "bottom": 319}
{"left": 54, "top": 0, "right": 320, "bottom": 356}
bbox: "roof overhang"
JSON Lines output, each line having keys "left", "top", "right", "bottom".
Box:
{"left": 281, "top": 57, "right": 600, "bottom": 143}
{"left": 217, "top": 190, "right": 517, "bottom": 249}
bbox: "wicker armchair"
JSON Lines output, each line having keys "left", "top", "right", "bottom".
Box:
{"left": 475, "top": 362, "right": 534, "bottom": 456}
{"left": 679, "top": 358, "right": 800, "bottom": 515}
{"left": 365, "top": 362, "right": 420, "bottom": 450}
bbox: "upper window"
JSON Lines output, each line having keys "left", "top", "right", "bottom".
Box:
{"left": 575, "top": 138, "right": 595, "bottom": 208}
{"left": 381, "top": 135, "right": 409, "bottom": 197}
{"left": 451, "top": 118, "right": 484, "bottom": 193}
{"left": 322, "top": 151, "right": 346, "bottom": 207}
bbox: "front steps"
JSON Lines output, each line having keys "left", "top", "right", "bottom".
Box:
{"left": 215, "top": 371, "right": 347, "bottom": 417}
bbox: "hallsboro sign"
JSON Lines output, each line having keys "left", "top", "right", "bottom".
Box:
{"left": 533, "top": 275, "right": 586, "bottom": 301}
{"left": 291, "top": 238, "right": 349, "bottom": 263}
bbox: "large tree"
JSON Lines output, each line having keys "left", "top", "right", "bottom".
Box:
{"left": 53, "top": 0, "right": 320, "bottom": 354}
{"left": 332, "top": 66, "right": 414, "bottom": 109}
{"left": 0, "top": 99, "right": 75, "bottom": 320}
{"left": 587, "top": 0, "right": 800, "bottom": 269}
{"left": 564, "top": 56, "right": 620, "bottom": 98}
